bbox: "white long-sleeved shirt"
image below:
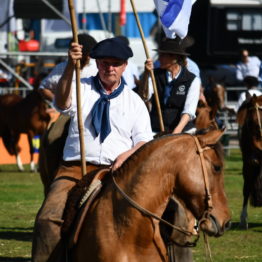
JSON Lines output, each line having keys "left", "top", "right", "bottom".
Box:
{"left": 148, "top": 68, "right": 201, "bottom": 120}
{"left": 39, "top": 59, "right": 98, "bottom": 92}
{"left": 55, "top": 77, "right": 153, "bottom": 165}
{"left": 237, "top": 88, "right": 262, "bottom": 110}
{"left": 236, "top": 56, "right": 261, "bottom": 81}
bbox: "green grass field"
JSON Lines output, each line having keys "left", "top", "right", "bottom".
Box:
{"left": 0, "top": 149, "right": 261, "bottom": 262}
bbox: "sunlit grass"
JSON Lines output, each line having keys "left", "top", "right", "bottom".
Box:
{"left": 0, "top": 149, "right": 261, "bottom": 261}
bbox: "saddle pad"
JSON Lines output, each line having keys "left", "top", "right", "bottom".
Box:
{"left": 68, "top": 168, "right": 110, "bottom": 248}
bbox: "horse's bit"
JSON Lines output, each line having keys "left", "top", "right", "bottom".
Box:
{"left": 112, "top": 135, "right": 214, "bottom": 244}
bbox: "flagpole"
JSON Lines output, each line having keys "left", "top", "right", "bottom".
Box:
{"left": 130, "top": 0, "right": 164, "bottom": 132}
{"left": 68, "top": 0, "right": 87, "bottom": 177}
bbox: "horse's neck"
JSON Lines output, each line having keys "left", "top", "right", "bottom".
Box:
{"left": 114, "top": 138, "right": 179, "bottom": 214}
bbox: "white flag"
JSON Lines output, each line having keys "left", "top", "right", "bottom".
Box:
{"left": 154, "top": 0, "right": 196, "bottom": 39}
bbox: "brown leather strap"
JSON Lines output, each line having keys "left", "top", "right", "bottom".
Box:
{"left": 193, "top": 136, "right": 213, "bottom": 212}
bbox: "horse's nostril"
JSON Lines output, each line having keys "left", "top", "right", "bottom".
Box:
{"left": 224, "top": 220, "right": 231, "bottom": 231}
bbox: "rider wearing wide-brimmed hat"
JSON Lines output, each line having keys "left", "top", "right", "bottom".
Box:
{"left": 140, "top": 37, "right": 201, "bottom": 134}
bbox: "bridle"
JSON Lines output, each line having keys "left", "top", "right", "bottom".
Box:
{"left": 112, "top": 135, "right": 214, "bottom": 246}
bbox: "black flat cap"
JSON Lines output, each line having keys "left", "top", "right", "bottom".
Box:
{"left": 90, "top": 37, "right": 133, "bottom": 60}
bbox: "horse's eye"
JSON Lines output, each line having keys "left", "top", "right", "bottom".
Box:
{"left": 213, "top": 164, "right": 222, "bottom": 173}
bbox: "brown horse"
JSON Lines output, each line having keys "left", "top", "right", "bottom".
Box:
{"left": 204, "top": 80, "right": 235, "bottom": 115}
{"left": 237, "top": 93, "right": 262, "bottom": 229}
{"left": 69, "top": 129, "right": 231, "bottom": 262}
{"left": 195, "top": 100, "right": 218, "bottom": 130}
{"left": 0, "top": 89, "right": 50, "bottom": 171}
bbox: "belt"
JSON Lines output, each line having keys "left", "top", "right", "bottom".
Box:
{"left": 60, "top": 160, "right": 110, "bottom": 168}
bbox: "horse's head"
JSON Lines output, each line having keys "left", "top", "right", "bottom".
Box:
{"left": 238, "top": 94, "right": 262, "bottom": 151}
{"left": 20, "top": 90, "right": 51, "bottom": 133}
{"left": 212, "top": 83, "right": 226, "bottom": 110}
{"left": 195, "top": 100, "right": 218, "bottom": 130}
{"left": 205, "top": 77, "right": 226, "bottom": 111}
{"left": 173, "top": 129, "right": 231, "bottom": 237}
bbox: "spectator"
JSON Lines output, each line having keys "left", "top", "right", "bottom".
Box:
{"left": 39, "top": 33, "right": 98, "bottom": 102}
{"left": 237, "top": 76, "right": 262, "bottom": 110}
{"left": 236, "top": 49, "right": 261, "bottom": 82}
{"left": 38, "top": 33, "right": 98, "bottom": 195}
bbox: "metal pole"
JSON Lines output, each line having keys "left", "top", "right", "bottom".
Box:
{"left": 68, "top": 0, "right": 87, "bottom": 177}
{"left": 41, "top": 0, "right": 71, "bottom": 25}
{"left": 82, "top": 0, "right": 87, "bottom": 33}
{"left": 0, "top": 58, "right": 33, "bottom": 89}
{"left": 96, "top": 0, "right": 108, "bottom": 35}
{"left": 130, "top": 0, "right": 164, "bottom": 132}
{"left": 108, "top": 0, "right": 112, "bottom": 33}
{"left": 0, "top": 51, "right": 67, "bottom": 57}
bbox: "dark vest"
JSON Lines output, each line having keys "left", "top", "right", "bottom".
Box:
{"left": 150, "top": 67, "right": 195, "bottom": 132}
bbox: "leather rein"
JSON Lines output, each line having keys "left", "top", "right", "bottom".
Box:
{"left": 255, "top": 103, "right": 262, "bottom": 138}
{"left": 112, "top": 135, "right": 213, "bottom": 245}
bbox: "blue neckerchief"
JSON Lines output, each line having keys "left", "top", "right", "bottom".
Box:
{"left": 91, "top": 74, "right": 125, "bottom": 143}
{"left": 163, "top": 68, "right": 183, "bottom": 104}
{"left": 164, "top": 71, "right": 174, "bottom": 105}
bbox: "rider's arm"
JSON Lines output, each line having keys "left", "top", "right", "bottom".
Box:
{"left": 172, "top": 77, "right": 201, "bottom": 134}
{"left": 55, "top": 43, "right": 82, "bottom": 110}
{"left": 137, "top": 59, "right": 154, "bottom": 102}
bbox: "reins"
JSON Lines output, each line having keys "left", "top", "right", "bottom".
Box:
{"left": 193, "top": 136, "right": 213, "bottom": 212}
{"left": 255, "top": 103, "right": 262, "bottom": 138}
{"left": 193, "top": 136, "right": 214, "bottom": 262}
{"left": 112, "top": 174, "right": 193, "bottom": 237}
{"left": 112, "top": 135, "right": 214, "bottom": 250}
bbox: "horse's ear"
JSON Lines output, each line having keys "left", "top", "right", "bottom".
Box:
{"left": 209, "top": 106, "right": 218, "bottom": 120}
{"left": 197, "top": 99, "right": 208, "bottom": 108}
{"left": 197, "top": 128, "right": 225, "bottom": 147}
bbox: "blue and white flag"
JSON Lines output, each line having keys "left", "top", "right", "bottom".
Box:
{"left": 154, "top": 0, "right": 196, "bottom": 39}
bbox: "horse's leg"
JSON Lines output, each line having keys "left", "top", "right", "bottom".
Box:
{"left": 16, "top": 153, "right": 24, "bottom": 171}
{"left": 27, "top": 131, "right": 37, "bottom": 172}
{"left": 239, "top": 162, "right": 250, "bottom": 229}
{"left": 13, "top": 134, "right": 24, "bottom": 172}
{"left": 160, "top": 197, "right": 193, "bottom": 262}
{"left": 3, "top": 129, "right": 24, "bottom": 171}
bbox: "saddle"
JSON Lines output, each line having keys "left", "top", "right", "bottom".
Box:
{"left": 62, "top": 167, "right": 110, "bottom": 248}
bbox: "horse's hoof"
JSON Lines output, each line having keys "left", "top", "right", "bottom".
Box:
{"left": 239, "top": 221, "right": 248, "bottom": 230}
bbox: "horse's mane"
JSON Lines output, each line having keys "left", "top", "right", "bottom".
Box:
{"left": 114, "top": 133, "right": 180, "bottom": 177}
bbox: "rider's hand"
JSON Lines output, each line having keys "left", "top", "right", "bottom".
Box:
{"left": 68, "top": 42, "right": 83, "bottom": 65}
{"left": 145, "top": 58, "right": 154, "bottom": 72}
{"left": 111, "top": 151, "right": 130, "bottom": 171}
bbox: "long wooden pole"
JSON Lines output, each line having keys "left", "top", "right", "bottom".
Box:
{"left": 68, "top": 0, "right": 87, "bottom": 176}
{"left": 130, "top": 0, "right": 164, "bottom": 132}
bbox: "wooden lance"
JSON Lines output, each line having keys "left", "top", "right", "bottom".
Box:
{"left": 68, "top": 0, "right": 87, "bottom": 176}
{"left": 130, "top": 0, "right": 165, "bottom": 132}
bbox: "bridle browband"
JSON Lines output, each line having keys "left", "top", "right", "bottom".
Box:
{"left": 112, "top": 135, "right": 214, "bottom": 246}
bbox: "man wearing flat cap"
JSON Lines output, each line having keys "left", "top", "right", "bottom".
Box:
{"left": 32, "top": 37, "right": 153, "bottom": 262}
{"left": 140, "top": 37, "right": 201, "bottom": 134}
